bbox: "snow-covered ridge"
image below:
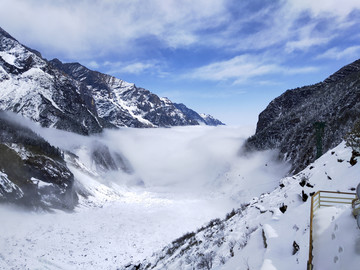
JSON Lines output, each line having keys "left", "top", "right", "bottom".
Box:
{"left": 0, "top": 28, "right": 105, "bottom": 134}
{"left": 50, "top": 60, "right": 217, "bottom": 128}
{"left": 122, "top": 141, "right": 360, "bottom": 270}
{"left": 0, "top": 27, "right": 223, "bottom": 134}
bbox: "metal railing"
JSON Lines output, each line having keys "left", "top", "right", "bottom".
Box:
{"left": 352, "top": 198, "right": 360, "bottom": 217}
{"left": 307, "top": 190, "right": 356, "bottom": 270}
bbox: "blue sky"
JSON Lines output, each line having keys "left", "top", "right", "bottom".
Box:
{"left": 1, "top": 0, "right": 360, "bottom": 126}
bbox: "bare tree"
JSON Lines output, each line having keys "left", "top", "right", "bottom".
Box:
{"left": 197, "top": 252, "right": 215, "bottom": 270}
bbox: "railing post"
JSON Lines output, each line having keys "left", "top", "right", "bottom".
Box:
{"left": 308, "top": 192, "right": 316, "bottom": 270}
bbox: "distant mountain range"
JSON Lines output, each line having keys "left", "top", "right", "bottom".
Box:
{"left": 0, "top": 27, "right": 224, "bottom": 135}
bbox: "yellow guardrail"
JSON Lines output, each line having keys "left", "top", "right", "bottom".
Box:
{"left": 307, "top": 190, "right": 356, "bottom": 270}
{"left": 352, "top": 198, "right": 360, "bottom": 217}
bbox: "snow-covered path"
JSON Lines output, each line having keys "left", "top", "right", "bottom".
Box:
{"left": 313, "top": 206, "right": 360, "bottom": 270}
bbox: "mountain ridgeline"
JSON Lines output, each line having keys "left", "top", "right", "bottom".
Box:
{"left": 0, "top": 27, "right": 223, "bottom": 136}
{"left": 245, "top": 59, "right": 360, "bottom": 173}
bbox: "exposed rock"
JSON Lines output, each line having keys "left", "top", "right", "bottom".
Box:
{"left": 90, "top": 141, "right": 133, "bottom": 174}
{"left": 292, "top": 241, "right": 300, "bottom": 255}
{"left": 301, "top": 190, "right": 308, "bottom": 202}
{"left": 279, "top": 204, "right": 287, "bottom": 213}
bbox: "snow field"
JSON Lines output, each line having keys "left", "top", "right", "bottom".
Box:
{"left": 0, "top": 191, "right": 233, "bottom": 269}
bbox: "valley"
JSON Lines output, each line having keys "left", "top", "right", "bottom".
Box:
{"left": 0, "top": 124, "right": 290, "bottom": 269}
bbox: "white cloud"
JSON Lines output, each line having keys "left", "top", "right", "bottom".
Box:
{"left": 185, "top": 55, "right": 317, "bottom": 84}
{"left": 316, "top": 46, "right": 360, "bottom": 60}
{"left": 280, "top": 0, "right": 360, "bottom": 53}
{"left": 118, "top": 62, "right": 157, "bottom": 74}
{"left": 223, "top": 1, "right": 360, "bottom": 54}
{"left": 103, "top": 60, "right": 162, "bottom": 75}
{"left": 186, "top": 55, "right": 277, "bottom": 82}
{"left": 0, "top": 0, "right": 358, "bottom": 81}
{"left": 87, "top": 61, "right": 100, "bottom": 69}
{"left": 286, "top": 36, "right": 334, "bottom": 53}
{"left": 288, "top": 0, "right": 360, "bottom": 18}
{"left": 0, "top": 0, "right": 227, "bottom": 59}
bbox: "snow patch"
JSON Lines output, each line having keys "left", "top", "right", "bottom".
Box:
{"left": 260, "top": 259, "right": 278, "bottom": 270}
{"left": 263, "top": 224, "right": 279, "bottom": 238}
{"left": 0, "top": 51, "right": 17, "bottom": 66}
{"left": 0, "top": 171, "right": 23, "bottom": 197}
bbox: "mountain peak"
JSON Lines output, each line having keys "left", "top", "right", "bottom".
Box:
{"left": 324, "top": 58, "right": 360, "bottom": 84}
{"left": 0, "top": 27, "right": 224, "bottom": 134}
{"left": 0, "top": 27, "right": 16, "bottom": 40}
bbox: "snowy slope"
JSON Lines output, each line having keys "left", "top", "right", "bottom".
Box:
{"left": 0, "top": 32, "right": 53, "bottom": 121}
{"left": 122, "top": 141, "right": 360, "bottom": 270}
{"left": 0, "top": 112, "right": 78, "bottom": 209}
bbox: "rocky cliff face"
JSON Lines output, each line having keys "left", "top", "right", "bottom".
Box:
{"left": 173, "top": 103, "right": 225, "bottom": 126}
{"left": 245, "top": 59, "right": 360, "bottom": 173}
{"left": 0, "top": 27, "right": 222, "bottom": 135}
{"left": 0, "top": 112, "right": 78, "bottom": 210}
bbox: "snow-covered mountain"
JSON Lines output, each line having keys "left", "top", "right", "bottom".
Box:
{"left": 0, "top": 27, "right": 223, "bottom": 135}
{"left": 49, "top": 59, "right": 220, "bottom": 128}
{"left": 245, "top": 59, "right": 360, "bottom": 173}
{"left": 172, "top": 103, "right": 225, "bottom": 126}
{"left": 0, "top": 28, "right": 108, "bottom": 135}
{"left": 199, "top": 113, "right": 225, "bottom": 126}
